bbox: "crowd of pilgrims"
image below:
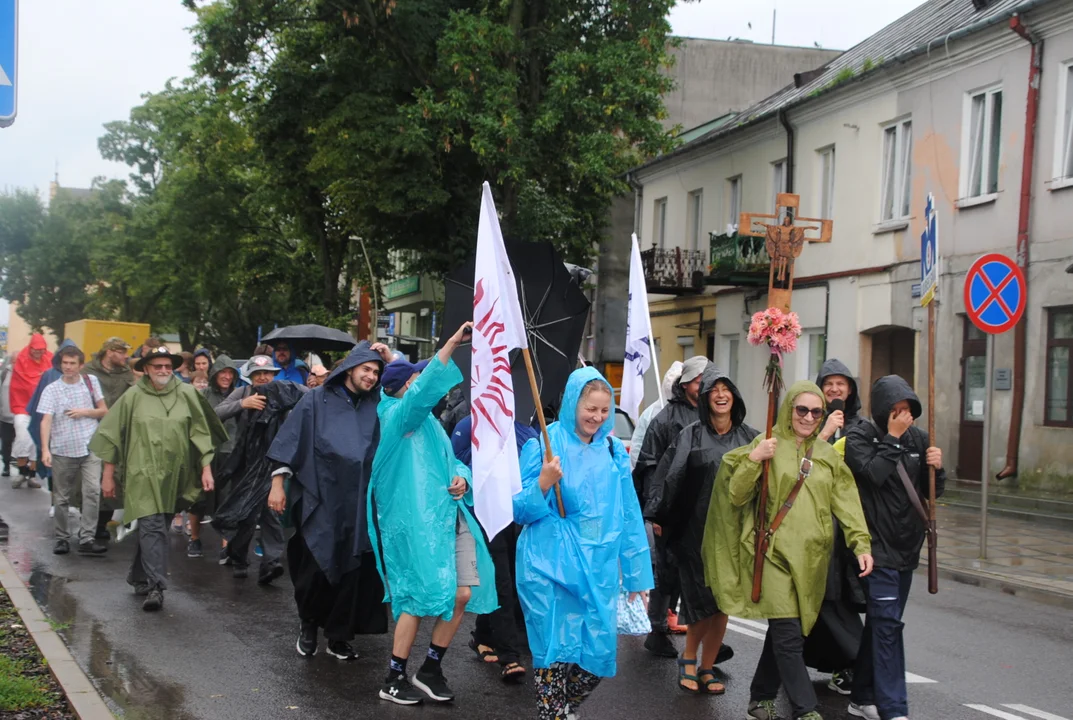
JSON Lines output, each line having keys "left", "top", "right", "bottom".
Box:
{"left": 1, "top": 326, "right": 944, "bottom": 720}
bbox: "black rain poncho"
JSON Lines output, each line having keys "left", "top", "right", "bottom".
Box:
{"left": 266, "top": 343, "right": 384, "bottom": 584}
{"left": 212, "top": 381, "right": 307, "bottom": 537}
{"left": 644, "top": 367, "right": 758, "bottom": 624}
{"left": 632, "top": 380, "right": 703, "bottom": 500}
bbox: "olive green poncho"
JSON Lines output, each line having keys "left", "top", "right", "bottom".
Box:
{"left": 702, "top": 380, "right": 871, "bottom": 634}
{"left": 89, "top": 376, "right": 229, "bottom": 521}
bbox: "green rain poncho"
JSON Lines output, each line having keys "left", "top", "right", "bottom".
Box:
{"left": 701, "top": 380, "right": 871, "bottom": 634}
{"left": 89, "top": 376, "right": 229, "bottom": 521}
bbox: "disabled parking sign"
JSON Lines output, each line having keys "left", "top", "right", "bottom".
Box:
{"left": 964, "top": 253, "right": 1026, "bottom": 335}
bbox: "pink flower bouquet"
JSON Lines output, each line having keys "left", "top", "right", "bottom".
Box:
{"left": 747, "top": 307, "right": 802, "bottom": 394}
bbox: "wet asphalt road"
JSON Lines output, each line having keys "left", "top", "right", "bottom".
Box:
{"left": 2, "top": 483, "right": 1072, "bottom": 720}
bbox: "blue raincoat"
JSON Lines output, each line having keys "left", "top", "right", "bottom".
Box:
{"left": 514, "top": 367, "right": 653, "bottom": 677}
{"left": 368, "top": 355, "right": 497, "bottom": 621}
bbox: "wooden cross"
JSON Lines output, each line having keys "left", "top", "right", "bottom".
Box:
{"left": 739, "top": 193, "right": 833, "bottom": 312}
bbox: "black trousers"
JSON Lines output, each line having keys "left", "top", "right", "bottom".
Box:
{"left": 750, "top": 618, "right": 817, "bottom": 718}
{"left": 471, "top": 523, "right": 525, "bottom": 665}
{"left": 1, "top": 421, "right": 13, "bottom": 469}
{"left": 287, "top": 529, "right": 388, "bottom": 642}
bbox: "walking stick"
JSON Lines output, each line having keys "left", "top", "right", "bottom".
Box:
{"left": 522, "top": 347, "right": 565, "bottom": 518}
{"left": 751, "top": 389, "right": 779, "bottom": 603}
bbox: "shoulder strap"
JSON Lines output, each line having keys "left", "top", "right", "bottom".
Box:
{"left": 767, "top": 444, "right": 815, "bottom": 537}
{"left": 607, "top": 435, "right": 615, "bottom": 458}
{"left": 82, "top": 374, "right": 99, "bottom": 405}
{"left": 895, "top": 461, "right": 930, "bottom": 525}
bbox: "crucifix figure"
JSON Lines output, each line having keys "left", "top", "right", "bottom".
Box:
{"left": 739, "top": 193, "right": 833, "bottom": 312}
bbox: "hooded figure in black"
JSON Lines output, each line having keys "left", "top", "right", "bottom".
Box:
{"left": 645, "top": 366, "right": 757, "bottom": 693}
{"left": 844, "top": 374, "right": 946, "bottom": 720}
{"left": 803, "top": 358, "right": 868, "bottom": 685}
{"left": 631, "top": 355, "right": 709, "bottom": 656}
{"left": 267, "top": 341, "right": 393, "bottom": 661}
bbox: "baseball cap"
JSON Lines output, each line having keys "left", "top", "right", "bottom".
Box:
{"left": 101, "top": 337, "right": 132, "bottom": 353}
{"left": 381, "top": 359, "right": 430, "bottom": 395}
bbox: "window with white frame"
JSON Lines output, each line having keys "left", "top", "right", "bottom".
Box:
{"left": 654, "top": 197, "right": 667, "bottom": 249}
{"left": 772, "top": 159, "right": 787, "bottom": 205}
{"left": 1054, "top": 62, "right": 1073, "bottom": 183}
{"left": 796, "top": 329, "right": 827, "bottom": 381}
{"left": 723, "top": 334, "right": 740, "bottom": 383}
{"left": 880, "top": 119, "right": 912, "bottom": 221}
{"left": 818, "top": 146, "right": 836, "bottom": 219}
{"left": 687, "top": 190, "right": 703, "bottom": 252}
{"left": 727, "top": 175, "right": 742, "bottom": 231}
{"left": 961, "top": 86, "right": 1003, "bottom": 198}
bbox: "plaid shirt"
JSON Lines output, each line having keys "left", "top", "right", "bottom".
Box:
{"left": 37, "top": 375, "right": 103, "bottom": 458}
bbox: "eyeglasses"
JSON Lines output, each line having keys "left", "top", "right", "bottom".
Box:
{"left": 794, "top": 405, "right": 824, "bottom": 420}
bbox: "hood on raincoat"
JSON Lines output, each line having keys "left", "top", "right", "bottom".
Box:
{"left": 49, "top": 339, "right": 81, "bottom": 370}
{"left": 773, "top": 380, "right": 826, "bottom": 444}
{"left": 10, "top": 333, "right": 54, "bottom": 415}
{"left": 696, "top": 366, "right": 747, "bottom": 430}
{"left": 558, "top": 366, "right": 616, "bottom": 445}
{"left": 325, "top": 341, "right": 385, "bottom": 387}
{"left": 815, "top": 358, "right": 862, "bottom": 418}
{"left": 869, "top": 375, "right": 921, "bottom": 433}
{"left": 661, "top": 361, "right": 684, "bottom": 402}
{"left": 208, "top": 354, "right": 238, "bottom": 393}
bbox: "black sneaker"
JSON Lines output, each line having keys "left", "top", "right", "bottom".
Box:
{"left": 218, "top": 547, "right": 231, "bottom": 566}
{"left": 379, "top": 675, "right": 424, "bottom": 706}
{"left": 77, "top": 542, "right": 108, "bottom": 556}
{"left": 296, "top": 621, "right": 318, "bottom": 657}
{"left": 143, "top": 588, "right": 164, "bottom": 612}
{"left": 828, "top": 668, "right": 853, "bottom": 695}
{"left": 643, "top": 631, "right": 678, "bottom": 658}
{"left": 326, "top": 640, "right": 358, "bottom": 661}
{"left": 258, "top": 565, "right": 284, "bottom": 586}
{"left": 233, "top": 565, "right": 249, "bottom": 579}
{"left": 413, "top": 670, "right": 455, "bottom": 703}
{"left": 133, "top": 582, "right": 151, "bottom": 597}
{"left": 53, "top": 539, "right": 70, "bottom": 555}
{"left": 186, "top": 539, "right": 203, "bottom": 558}
{"left": 0, "top": 519, "right": 9, "bottom": 542}
{"left": 715, "top": 643, "right": 734, "bottom": 665}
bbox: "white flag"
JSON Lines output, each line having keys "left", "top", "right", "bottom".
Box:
{"left": 471, "top": 182, "right": 527, "bottom": 539}
{"left": 621, "top": 233, "right": 654, "bottom": 422}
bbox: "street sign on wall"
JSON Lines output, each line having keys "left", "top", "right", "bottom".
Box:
{"left": 964, "top": 253, "right": 1027, "bottom": 335}
{"left": 0, "top": 0, "right": 17, "bottom": 128}
{"left": 920, "top": 193, "right": 939, "bottom": 307}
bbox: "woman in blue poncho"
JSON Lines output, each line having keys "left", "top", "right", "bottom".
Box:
{"left": 514, "top": 367, "right": 653, "bottom": 720}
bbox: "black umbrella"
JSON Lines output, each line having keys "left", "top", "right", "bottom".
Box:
{"left": 440, "top": 241, "right": 591, "bottom": 424}
{"left": 261, "top": 324, "right": 357, "bottom": 352}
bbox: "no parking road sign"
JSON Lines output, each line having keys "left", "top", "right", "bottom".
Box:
{"left": 964, "top": 253, "right": 1026, "bottom": 335}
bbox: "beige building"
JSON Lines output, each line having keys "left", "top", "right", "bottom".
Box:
{"left": 624, "top": 0, "right": 1073, "bottom": 491}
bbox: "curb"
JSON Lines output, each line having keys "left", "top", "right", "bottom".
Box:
{"left": 0, "top": 550, "right": 116, "bottom": 720}
{"left": 933, "top": 561, "right": 1073, "bottom": 610}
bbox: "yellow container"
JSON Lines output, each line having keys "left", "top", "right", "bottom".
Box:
{"left": 62, "top": 320, "right": 151, "bottom": 357}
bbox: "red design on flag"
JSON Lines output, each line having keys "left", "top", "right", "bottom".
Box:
{"left": 471, "top": 278, "right": 515, "bottom": 449}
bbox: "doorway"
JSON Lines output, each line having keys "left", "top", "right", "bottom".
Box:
{"left": 957, "top": 318, "right": 987, "bottom": 482}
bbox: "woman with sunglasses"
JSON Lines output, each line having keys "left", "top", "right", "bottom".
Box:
{"left": 702, "top": 380, "right": 873, "bottom": 720}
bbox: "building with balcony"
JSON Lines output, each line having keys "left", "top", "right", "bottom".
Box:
{"left": 622, "top": 0, "right": 1073, "bottom": 492}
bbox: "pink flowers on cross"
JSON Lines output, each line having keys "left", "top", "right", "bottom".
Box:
{"left": 747, "top": 307, "right": 802, "bottom": 354}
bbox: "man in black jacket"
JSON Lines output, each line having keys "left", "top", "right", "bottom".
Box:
{"left": 844, "top": 375, "right": 945, "bottom": 720}
{"left": 817, "top": 358, "right": 866, "bottom": 442}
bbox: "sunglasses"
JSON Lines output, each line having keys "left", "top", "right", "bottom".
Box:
{"left": 794, "top": 405, "right": 824, "bottom": 420}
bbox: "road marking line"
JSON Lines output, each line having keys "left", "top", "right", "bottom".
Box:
{"left": 729, "top": 617, "right": 769, "bottom": 630}
{"left": 1002, "top": 705, "right": 1070, "bottom": 720}
{"left": 904, "top": 671, "right": 938, "bottom": 684}
{"left": 723, "top": 622, "right": 767, "bottom": 640}
{"left": 965, "top": 705, "right": 1030, "bottom": 720}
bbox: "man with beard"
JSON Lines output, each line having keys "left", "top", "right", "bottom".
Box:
{"left": 633, "top": 356, "right": 732, "bottom": 665}
{"left": 89, "top": 346, "right": 228, "bottom": 612}
{"left": 267, "top": 341, "right": 395, "bottom": 661}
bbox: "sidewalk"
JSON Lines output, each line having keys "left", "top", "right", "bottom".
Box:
{"left": 933, "top": 503, "right": 1073, "bottom": 603}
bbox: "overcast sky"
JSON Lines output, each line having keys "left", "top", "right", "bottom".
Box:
{"left": 0, "top": 0, "right": 925, "bottom": 325}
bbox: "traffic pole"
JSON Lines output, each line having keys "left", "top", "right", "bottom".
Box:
{"left": 979, "top": 332, "right": 995, "bottom": 560}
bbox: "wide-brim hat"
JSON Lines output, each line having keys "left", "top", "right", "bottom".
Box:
{"left": 243, "top": 355, "right": 283, "bottom": 378}
{"left": 135, "top": 346, "right": 184, "bottom": 372}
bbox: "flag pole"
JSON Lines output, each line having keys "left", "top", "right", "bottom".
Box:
{"left": 521, "top": 347, "right": 566, "bottom": 517}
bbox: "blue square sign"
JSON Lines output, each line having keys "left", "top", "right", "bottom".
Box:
{"left": 0, "top": 0, "right": 17, "bottom": 128}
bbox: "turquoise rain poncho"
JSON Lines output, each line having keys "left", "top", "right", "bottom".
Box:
{"left": 514, "top": 367, "right": 653, "bottom": 677}
{"left": 368, "top": 355, "right": 497, "bottom": 621}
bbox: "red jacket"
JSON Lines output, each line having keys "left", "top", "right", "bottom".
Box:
{"left": 10, "top": 334, "right": 53, "bottom": 415}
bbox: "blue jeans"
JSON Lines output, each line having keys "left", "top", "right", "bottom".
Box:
{"left": 852, "top": 568, "right": 913, "bottom": 719}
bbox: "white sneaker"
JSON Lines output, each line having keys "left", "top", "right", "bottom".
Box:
{"left": 848, "top": 704, "right": 881, "bottom": 720}
{"left": 49, "top": 506, "right": 55, "bottom": 518}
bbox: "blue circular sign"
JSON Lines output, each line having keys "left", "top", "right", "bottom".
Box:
{"left": 964, "top": 253, "right": 1026, "bottom": 334}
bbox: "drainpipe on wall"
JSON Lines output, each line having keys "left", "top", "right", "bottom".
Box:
{"left": 997, "top": 14, "right": 1042, "bottom": 482}
{"left": 627, "top": 172, "right": 643, "bottom": 236}
{"left": 779, "top": 110, "right": 795, "bottom": 193}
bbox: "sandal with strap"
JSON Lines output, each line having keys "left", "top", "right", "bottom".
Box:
{"left": 467, "top": 638, "right": 498, "bottom": 663}
{"left": 697, "top": 668, "right": 726, "bottom": 695}
{"left": 677, "top": 657, "right": 701, "bottom": 694}
{"left": 501, "top": 662, "right": 526, "bottom": 683}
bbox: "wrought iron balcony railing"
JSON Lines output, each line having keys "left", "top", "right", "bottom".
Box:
{"left": 640, "top": 246, "right": 706, "bottom": 293}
